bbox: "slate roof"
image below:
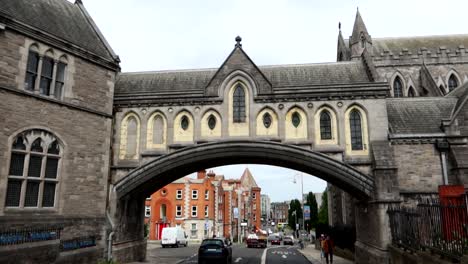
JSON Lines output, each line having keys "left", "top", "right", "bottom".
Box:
{"left": 115, "top": 61, "right": 370, "bottom": 95}
{"left": 0, "top": 0, "right": 116, "bottom": 62}
{"left": 370, "top": 34, "right": 468, "bottom": 56}
{"left": 387, "top": 98, "right": 457, "bottom": 134}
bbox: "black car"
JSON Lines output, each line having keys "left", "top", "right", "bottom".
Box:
{"left": 282, "top": 236, "right": 294, "bottom": 245}
{"left": 268, "top": 235, "right": 281, "bottom": 245}
{"left": 198, "top": 237, "right": 232, "bottom": 264}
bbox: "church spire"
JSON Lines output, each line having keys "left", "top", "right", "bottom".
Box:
{"left": 349, "top": 8, "right": 372, "bottom": 59}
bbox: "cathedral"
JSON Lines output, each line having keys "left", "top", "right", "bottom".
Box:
{"left": 0, "top": 0, "right": 467, "bottom": 263}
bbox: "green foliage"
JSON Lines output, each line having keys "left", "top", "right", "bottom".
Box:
{"left": 288, "top": 199, "right": 303, "bottom": 231}
{"left": 304, "top": 192, "right": 318, "bottom": 231}
{"left": 318, "top": 190, "right": 328, "bottom": 225}
{"left": 144, "top": 222, "right": 149, "bottom": 238}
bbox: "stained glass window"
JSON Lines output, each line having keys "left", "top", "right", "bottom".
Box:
{"left": 233, "top": 85, "right": 245, "bottom": 123}
{"left": 320, "top": 111, "right": 332, "bottom": 140}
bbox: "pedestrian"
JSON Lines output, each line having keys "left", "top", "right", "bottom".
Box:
{"left": 319, "top": 234, "right": 325, "bottom": 260}
{"left": 322, "top": 235, "right": 334, "bottom": 264}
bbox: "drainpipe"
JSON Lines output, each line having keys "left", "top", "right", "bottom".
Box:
{"left": 436, "top": 140, "right": 450, "bottom": 185}
{"left": 106, "top": 210, "right": 115, "bottom": 261}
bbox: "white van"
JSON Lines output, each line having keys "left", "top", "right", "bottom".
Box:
{"left": 161, "top": 227, "right": 188, "bottom": 248}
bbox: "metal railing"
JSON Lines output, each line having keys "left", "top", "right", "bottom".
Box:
{"left": 60, "top": 236, "right": 96, "bottom": 251}
{"left": 388, "top": 194, "right": 468, "bottom": 261}
{"left": 0, "top": 226, "right": 62, "bottom": 246}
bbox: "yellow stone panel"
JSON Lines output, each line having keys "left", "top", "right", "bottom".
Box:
{"left": 174, "top": 111, "right": 194, "bottom": 142}
{"left": 285, "top": 107, "right": 307, "bottom": 140}
{"left": 119, "top": 112, "right": 140, "bottom": 160}
{"left": 344, "top": 105, "right": 369, "bottom": 155}
{"left": 228, "top": 82, "right": 249, "bottom": 137}
{"left": 146, "top": 112, "right": 167, "bottom": 149}
{"left": 314, "top": 106, "right": 338, "bottom": 145}
{"left": 201, "top": 110, "right": 222, "bottom": 138}
{"left": 256, "top": 108, "right": 278, "bottom": 136}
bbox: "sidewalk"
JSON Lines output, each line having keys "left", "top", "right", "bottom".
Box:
{"left": 299, "top": 244, "right": 354, "bottom": 264}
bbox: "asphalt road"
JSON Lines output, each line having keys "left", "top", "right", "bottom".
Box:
{"left": 138, "top": 242, "right": 311, "bottom": 264}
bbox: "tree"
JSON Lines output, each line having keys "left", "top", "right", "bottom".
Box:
{"left": 288, "top": 199, "right": 303, "bottom": 231}
{"left": 304, "top": 192, "right": 318, "bottom": 231}
{"left": 318, "top": 190, "right": 328, "bottom": 225}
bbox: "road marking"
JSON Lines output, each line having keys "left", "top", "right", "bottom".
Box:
{"left": 234, "top": 257, "right": 242, "bottom": 262}
{"left": 282, "top": 255, "right": 287, "bottom": 258}
{"left": 261, "top": 246, "right": 281, "bottom": 264}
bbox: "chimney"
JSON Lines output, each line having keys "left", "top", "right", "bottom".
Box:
{"left": 197, "top": 170, "right": 206, "bottom": 179}
{"left": 207, "top": 170, "right": 216, "bottom": 178}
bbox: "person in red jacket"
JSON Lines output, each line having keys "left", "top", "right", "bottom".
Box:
{"left": 322, "top": 235, "right": 334, "bottom": 264}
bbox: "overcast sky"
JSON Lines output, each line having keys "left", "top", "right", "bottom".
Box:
{"left": 81, "top": 0, "right": 468, "bottom": 202}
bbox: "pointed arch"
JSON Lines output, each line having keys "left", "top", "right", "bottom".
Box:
{"left": 201, "top": 109, "right": 222, "bottom": 138}
{"left": 406, "top": 78, "right": 417, "bottom": 97}
{"left": 174, "top": 110, "right": 194, "bottom": 142}
{"left": 147, "top": 111, "right": 167, "bottom": 149}
{"left": 119, "top": 112, "right": 141, "bottom": 160}
{"left": 256, "top": 107, "right": 278, "bottom": 137}
{"left": 446, "top": 70, "right": 461, "bottom": 92}
{"left": 285, "top": 106, "right": 307, "bottom": 141}
{"left": 390, "top": 72, "right": 406, "bottom": 98}
{"left": 228, "top": 81, "right": 250, "bottom": 137}
{"left": 345, "top": 105, "right": 369, "bottom": 155}
{"left": 315, "top": 105, "right": 338, "bottom": 145}
{"left": 25, "top": 44, "right": 40, "bottom": 91}
{"left": 407, "top": 86, "right": 416, "bottom": 97}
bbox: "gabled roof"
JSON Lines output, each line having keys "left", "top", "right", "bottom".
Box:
{"left": 370, "top": 34, "right": 468, "bottom": 56}
{"left": 0, "top": 0, "right": 118, "bottom": 63}
{"left": 387, "top": 97, "right": 457, "bottom": 135}
{"left": 115, "top": 61, "right": 371, "bottom": 95}
{"left": 240, "top": 168, "right": 258, "bottom": 188}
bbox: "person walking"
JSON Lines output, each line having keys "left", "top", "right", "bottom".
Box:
{"left": 319, "top": 234, "right": 326, "bottom": 260}
{"left": 322, "top": 235, "right": 334, "bottom": 264}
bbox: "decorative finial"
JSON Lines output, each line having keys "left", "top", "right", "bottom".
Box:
{"left": 338, "top": 22, "right": 341, "bottom": 30}
{"left": 235, "top": 36, "right": 242, "bottom": 47}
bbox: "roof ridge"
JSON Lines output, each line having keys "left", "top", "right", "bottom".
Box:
{"left": 259, "top": 61, "right": 359, "bottom": 68}
{"left": 344, "top": 33, "right": 468, "bottom": 42}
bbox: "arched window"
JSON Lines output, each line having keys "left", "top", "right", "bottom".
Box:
{"left": 181, "top": 115, "right": 189, "bottom": 130}
{"left": 54, "top": 57, "right": 67, "bottom": 99}
{"left": 25, "top": 50, "right": 39, "bottom": 91}
{"left": 408, "top": 86, "right": 416, "bottom": 97}
{"left": 448, "top": 74, "right": 458, "bottom": 92}
{"left": 153, "top": 115, "right": 164, "bottom": 144}
{"left": 263, "top": 113, "right": 272, "bottom": 128}
{"left": 320, "top": 111, "right": 332, "bottom": 140}
{"left": 5, "top": 130, "right": 61, "bottom": 208}
{"left": 393, "top": 77, "right": 403, "bottom": 97}
{"left": 291, "top": 112, "right": 301, "bottom": 128}
{"left": 349, "top": 109, "right": 363, "bottom": 150}
{"left": 39, "top": 56, "right": 54, "bottom": 96}
{"left": 126, "top": 116, "right": 138, "bottom": 157}
{"left": 208, "top": 115, "right": 217, "bottom": 130}
{"left": 233, "top": 85, "right": 246, "bottom": 123}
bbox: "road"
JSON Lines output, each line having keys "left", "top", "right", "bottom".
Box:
{"left": 137, "top": 242, "right": 311, "bottom": 264}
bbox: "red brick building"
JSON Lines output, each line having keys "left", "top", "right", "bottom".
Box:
{"left": 145, "top": 168, "right": 261, "bottom": 241}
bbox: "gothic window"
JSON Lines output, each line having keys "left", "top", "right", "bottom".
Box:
{"left": 181, "top": 115, "right": 189, "bottom": 130}
{"left": 160, "top": 204, "right": 167, "bottom": 219}
{"left": 320, "top": 111, "right": 332, "bottom": 140}
{"left": 25, "top": 50, "right": 39, "bottom": 91}
{"left": 393, "top": 77, "right": 403, "bottom": 98}
{"left": 448, "top": 74, "right": 458, "bottom": 92}
{"left": 126, "top": 116, "right": 138, "bottom": 157}
{"left": 24, "top": 46, "right": 67, "bottom": 99}
{"left": 262, "top": 113, "right": 272, "bottom": 128}
{"left": 408, "top": 86, "right": 416, "bottom": 97}
{"left": 5, "top": 130, "right": 61, "bottom": 208}
{"left": 233, "top": 85, "right": 246, "bottom": 123}
{"left": 39, "top": 57, "right": 54, "bottom": 96}
{"left": 54, "top": 62, "right": 67, "bottom": 99}
{"left": 292, "top": 112, "right": 301, "bottom": 128}
{"left": 349, "top": 109, "right": 363, "bottom": 150}
{"left": 208, "top": 115, "right": 216, "bottom": 130}
{"left": 152, "top": 115, "right": 164, "bottom": 144}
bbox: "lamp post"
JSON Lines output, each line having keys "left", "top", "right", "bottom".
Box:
{"left": 293, "top": 173, "right": 305, "bottom": 231}
{"left": 236, "top": 189, "right": 242, "bottom": 244}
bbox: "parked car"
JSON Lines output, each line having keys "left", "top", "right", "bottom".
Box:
{"left": 161, "top": 227, "right": 188, "bottom": 248}
{"left": 268, "top": 235, "right": 281, "bottom": 245}
{"left": 282, "top": 236, "right": 294, "bottom": 245}
{"left": 198, "top": 237, "right": 232, "bottom": 264}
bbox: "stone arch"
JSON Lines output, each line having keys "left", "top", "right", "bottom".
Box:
{"left": 28, "top": 43, "right": 40, "bottom": 53}
{"left": 390, "top": 72, "right": 405, "bottom": 98}
{"left": 446, "top": 69, "right": 461, "bottom": 92}
{"left": 285, "top": 105, "right": 307, "bottom": 140}
{"left": 146, "top": 111, "right": 167, "bottom": 149}
{"left": 256, "top": 106, "right": 278, "bottom": 137}
{"left": 314, "top": 105, "right": 338, "bottom": 145}
{"left": 114, "top": 140, "right": 374, "bottom": 200}
{"left": 119, "top": 112, "right": 141, "bottom": 160}
{"left": 173, "top": 109, "right": 194, "bottom": 142}
{"left": 406, "top": 78, "right": 418, "bottom": 97}
{"left": 220, "top": 70, "right": 258, "bottom": 98}
{"left": 344, "top": 104, "right": 369, "bottom": 155}
{"left": 44, "top": 48, "right": 54, "bottom": 58}
{"left": 201, "top": 108, "right": 222, "bottom": 138}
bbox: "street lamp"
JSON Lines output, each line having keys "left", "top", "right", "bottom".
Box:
{"left": 293, "top": 173, "right": 305, "bottom": 232}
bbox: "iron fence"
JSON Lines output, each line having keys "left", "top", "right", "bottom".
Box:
{"left": 0, "top": 226, "right": 62, "bottom": 246}
{"left": 388, "top": 194, "right": 468, "bottom": 261}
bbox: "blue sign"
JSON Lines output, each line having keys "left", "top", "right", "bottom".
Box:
{"left": 304, "top": 205, "right": 311, "bottom": 220}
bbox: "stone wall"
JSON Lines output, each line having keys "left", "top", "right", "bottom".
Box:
{"left": 388, "top": 245, "right": 468, "bottom": 264}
